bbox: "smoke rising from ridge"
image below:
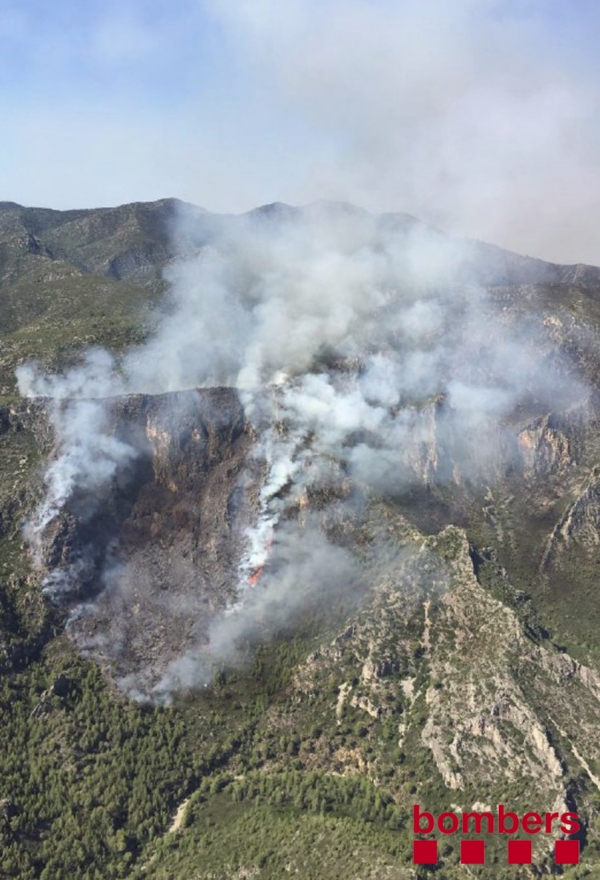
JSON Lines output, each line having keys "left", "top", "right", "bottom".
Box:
{"left": 17, "top": 202, "right": 588, "bottom": 698}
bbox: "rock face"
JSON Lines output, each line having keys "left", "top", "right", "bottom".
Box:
{"left": 31, "top": 388, "right": 259, "bottom": 686}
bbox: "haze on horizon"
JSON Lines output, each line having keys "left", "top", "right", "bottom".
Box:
{"left": 1, "top": 0, "right": 600, "bottom": 265}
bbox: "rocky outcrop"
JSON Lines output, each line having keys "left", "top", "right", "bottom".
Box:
{"left": 541, "top": 470, "right": 600, "bottom": 570}
{"left": 286, "top": 512, "right": 600, "bottom": 854}
{"left": 518, "top": 413, "right": 574, "bottom": 481}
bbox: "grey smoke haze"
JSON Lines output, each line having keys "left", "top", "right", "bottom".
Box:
{"left": 5, "top": 2, "right": 600, "bottom": 264}
{"left": 208, "top": 0, "right": 600, "bottom": 265}
{"left": 17, "top": 202, "right": 588, "bottom": 697}
{"left": 150, "top": 519, "right": 360, "bottom": 699}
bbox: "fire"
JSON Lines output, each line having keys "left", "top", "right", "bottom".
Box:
{"left": 248, "top": 566, "right": 264, "bottom": 586}
{"left": 242, "top": 524, "right": 274, "bottom": 588}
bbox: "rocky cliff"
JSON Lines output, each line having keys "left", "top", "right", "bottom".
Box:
{"left": 17, "top": 388, "right": 261, "bottom": 691}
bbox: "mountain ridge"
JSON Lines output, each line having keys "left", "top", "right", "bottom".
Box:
{"left": 2, "top": 196, "right": 600, "bottom": 281}
{"left": 2, "top": 196, "right": 600, "bottom": 877}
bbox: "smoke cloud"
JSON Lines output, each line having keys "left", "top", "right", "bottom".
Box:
{"left": 207, "top": 0, "right": 600, "bottom": 265}
{"left": 17, "top": 202, "right": 588, "bottom": 699}
{"left": 150, "top": 517, "right": 360, "bottom": 699}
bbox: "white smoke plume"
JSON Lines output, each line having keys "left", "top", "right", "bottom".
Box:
{"left": 17, "top": 202, "right": 589, "bottom": 696}
{"left": 18, "top": 350, "right": 136, "bottom": 596}
{"left": 151, "top": 518, "right": 361, "bottom": 700}
{"left": 207, "top": 0, "right": 600, "bottom": 265}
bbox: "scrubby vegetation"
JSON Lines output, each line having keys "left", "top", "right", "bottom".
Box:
{"left": 3, "top": 200, "right": 600, "bottom": 879}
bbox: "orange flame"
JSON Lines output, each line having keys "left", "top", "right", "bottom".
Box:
{"left": 248, "top": 566, "right": 264, "bottom": 586}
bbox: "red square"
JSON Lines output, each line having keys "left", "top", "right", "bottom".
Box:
{"left": 508, "top": 840, "right": 532, "bottom": 865}
{"left": 413, "top": 840, "right": 438, "bottom": 864}
{"left": 461, "top": 840, "right": 485, "bottom": 864}
{"left": 555, "top": 840, "right": 579, "bottom": 865}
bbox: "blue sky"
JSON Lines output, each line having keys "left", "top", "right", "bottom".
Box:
{"left": 1, "top": 0, "right": 599, "bottom": 262}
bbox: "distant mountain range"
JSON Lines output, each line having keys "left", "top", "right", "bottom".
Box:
{"left": 2, "top": 197, "right": 600, "bottom": 293}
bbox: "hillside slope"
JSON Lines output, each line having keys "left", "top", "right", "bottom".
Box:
{"left": 2, "top": 199, "right": 600, "bottom": 879}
